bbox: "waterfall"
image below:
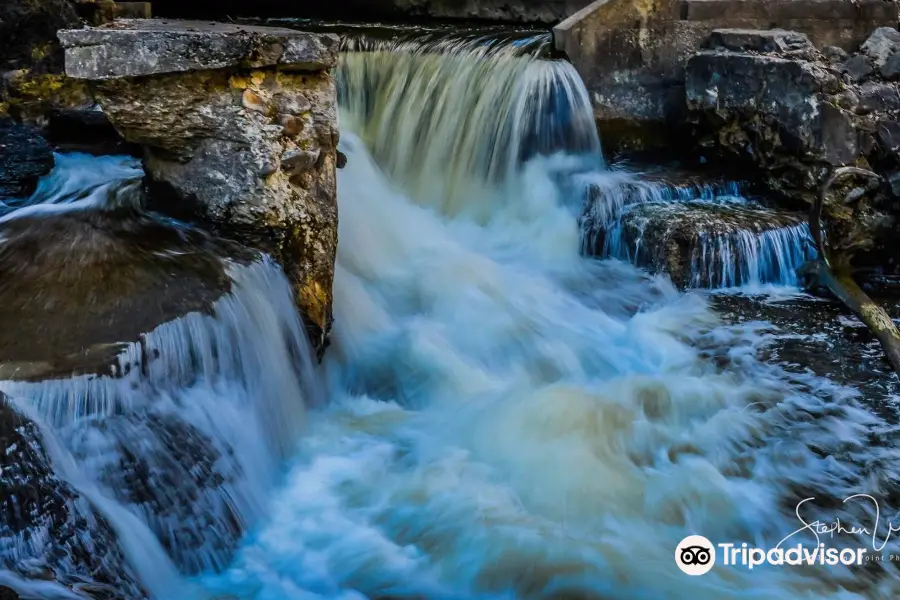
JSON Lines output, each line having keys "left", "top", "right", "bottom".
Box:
{"left": 337, "top": 34, "right": 602, "bottom": 219}
{"left": 3, "top": 27, "right": 898, "bottom": 600}
{"left": 1, "top": 160, "right": 322, "bottom": 595}
{"left": 198, "top": 33, "right": 899, "bottom": 600}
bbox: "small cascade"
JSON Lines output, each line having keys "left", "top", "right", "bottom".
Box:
{"left": 337, "top": 33, "right": 602, "bottom": 218}
{"left": 578, "top": 171, "right": 749, "bottom": 237}
{"left": 689, "top": 222, "right": 816, "bottom": 288}
{"left": 1, "top": 155, "right": 322, "bottom": 592}
{"left": 589, "top": 179, "right": 816, "bottom": 289}
{"left": 2, "top": 257, "right": 320, "bottom": 579}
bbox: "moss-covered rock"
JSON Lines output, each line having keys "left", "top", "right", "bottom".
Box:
{"left": 0, "top": 70, "right": 92, "bottom": 124}
{"left": 0, "top": 0, "right": 91, "bottom": 126}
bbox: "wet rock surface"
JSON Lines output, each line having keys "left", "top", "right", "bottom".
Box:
{"left": 711, "top": 290, "right": 900, "bottom": 404}
{"left": 0, "top": 393, "right": 147, "bottom": 599}
{"left": 0, "top": 195, "right": 250, "bottom": 381}
{"left": 60, "top": 20, "right": 341, "bottom": 354}
{"left": 686, "top": 27, "right": 900, "bottom": 270}
{"left": 0, "top": 120, "right": 54, "bottom": 198}
{"left": 68, "top": 412, "right": 246, "bottom": 575}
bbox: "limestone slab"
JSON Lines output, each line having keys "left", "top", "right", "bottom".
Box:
{"left": 59, "top": 19, "right": 339, "bottom": 80}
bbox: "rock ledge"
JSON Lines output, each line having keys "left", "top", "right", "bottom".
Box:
{"left": 59, "top": 19, "right": 339, "bottom": 80}
{"left": 59, "top": 20, "right": 341, "bottom": 353}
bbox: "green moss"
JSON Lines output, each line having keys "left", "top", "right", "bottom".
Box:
{"left": 1, "top": 71, "right": 91, "bottom": 121}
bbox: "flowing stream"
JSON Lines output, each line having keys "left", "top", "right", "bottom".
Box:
{"left": 2, "top": 28, "right": 900, "bottom": 600}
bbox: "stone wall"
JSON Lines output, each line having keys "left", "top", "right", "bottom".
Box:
{"left": 554, "top": 0, "right": 899, "bottom": 152}
{"left": 152, "top": 0, "right": 596, "bottom": 23}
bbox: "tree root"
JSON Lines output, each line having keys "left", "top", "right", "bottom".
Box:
{"left": 808, "top": 167, "right": 900, "bottom": 375}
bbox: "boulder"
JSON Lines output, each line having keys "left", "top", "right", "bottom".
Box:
{"left": 686, "top": 44, "right": 852, "bottom": 172}
{"left": 59, "top": 20, "right": 341, "bottom": 354}
{"left": 842, "top": 53, "right": 875, "bottom": 82}
{"left": 861, "top": 26, "right": 900, "bottom": 69}
{"left": 858, "top": 81, "right": 900, "bottom": 113}
{"left": 0, "top": 393, "right": 147, "bottom": 599}
{"left": 822, "top": 45, "right": 849, "bottom": 63}
{"left": 0, "top": 202, "right": 246, "bottom": 381}
{"left": 0, "top": 119, "right": 54, "bottom": 198}
{"left": 880, "top": 52, "right": 900, "bottom": 80}
{"left": 553, "top": 0, "right": 898, "bottom": 153}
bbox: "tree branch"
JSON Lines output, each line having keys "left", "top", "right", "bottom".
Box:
{"left": 809, "top": 167, "right": 900, "bottom": 375}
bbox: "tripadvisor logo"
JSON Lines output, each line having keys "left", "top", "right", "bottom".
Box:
{"left": 675, "top": 535, "right": 716, "bottom": 576}
{"left": 675, "top": 535, "right": 868, "bottom": 575}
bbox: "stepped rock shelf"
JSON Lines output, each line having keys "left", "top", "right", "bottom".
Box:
{"left": 58, "top": 19, "right": 341, "bottom": 354}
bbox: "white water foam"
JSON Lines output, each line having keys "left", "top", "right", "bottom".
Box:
{"left": 4, "top": 33, "right": 898, "bottom": 600}
{"left": 0, "top": 153, "right": 143, "bottom": 222}
{"left": 195, "top": 135, "right": 898, "bottom": 600}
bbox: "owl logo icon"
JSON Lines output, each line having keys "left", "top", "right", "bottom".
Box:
{"left": 675, "top": 535, "right": 716, "bottom": 575}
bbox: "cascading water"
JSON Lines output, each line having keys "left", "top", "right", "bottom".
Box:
{"left": 0, "top": 159, "right": 322, "bottom": 598}
{"left": 598, "top": 200, "right": 817, "bottom": 289}
{"left": 2, "top": 27, "right": 900, "bottom": 600}
{"left": 198, "top": 34, "right": 900, "bottom": 600}
{"left": 337, "top": 34, "right": 601, "bottom": 219}
{"left": 689, "top": 223, "right": 816, "bottom": 288}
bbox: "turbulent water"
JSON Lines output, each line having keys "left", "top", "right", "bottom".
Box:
{"left": 3, "top": 29, "right": 900, "bottom": 600}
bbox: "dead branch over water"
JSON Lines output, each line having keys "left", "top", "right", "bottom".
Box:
{"left": 808, "top": 167, "right": 900, "bottom": 375}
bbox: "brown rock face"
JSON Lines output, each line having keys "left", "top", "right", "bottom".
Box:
{"left": 60, "top": 21, "right": 341, "bottom": 354}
